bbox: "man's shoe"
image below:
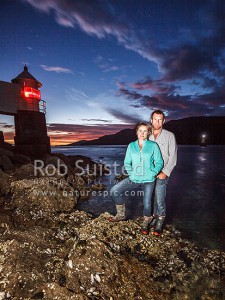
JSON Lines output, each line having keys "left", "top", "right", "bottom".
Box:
{"left": 149, "top": 216, "right": 158, "bottom": 228}
{"left": 153, "top": 216, "right": 165, "bottom": 236}
{"left": 153, "top": 228, "right": 163, "bottom": 236}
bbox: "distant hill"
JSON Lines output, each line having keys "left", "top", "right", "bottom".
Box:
{"left": 163, "top": 116, "right": 225, "bottom": 145}
{"left": 69, "top": 129, "right": 136, "bottom": 146}
{"left": 68, "top": 116, "right": 225, "bottom": 146}
{"left": 68, "top": 140, "right": 88, "bottom": 146}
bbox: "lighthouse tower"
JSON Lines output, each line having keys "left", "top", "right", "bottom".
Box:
{"left": 12, "top": 66, "right": 50, "bottom": 157}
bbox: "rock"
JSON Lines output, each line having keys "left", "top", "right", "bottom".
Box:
{"left": 10, "top": 177, "right": 77, "bottom": 226}
{"left": 11, "top": 153, "right": 31, "bottom": 165}
{"left": 66, "top": 174, "right": 86, "bottom": 189}
{"left": 0, "top": 155, "right": 14, "bottom": 170}
{"left": 11, "top": 163, "right": 36, "bottom": 180}
{"left": 0, "top": 153, "right": 224, "bottom": 299}
{"left": 46, "top": 155, "right": 67, "bottom": 169}
{"left": 0, "top": 142, "right": 14, "bottom": 152}
{"left": 0, "top": 148, "right": 14, "bottom": 157}
{"left": 91, "top": 183, "right": 106, "bottom": 191}
{"left": 53, "top": 153, "right": 71, "bottom": 165}
{"left": 0, "top": 208, "right": 225, "bottom": 299}
{"left": 0, "top": 169, "right": 11, "bottom": 195}
{"left": 0, "top": 211, "right": 14, "bottom": 233}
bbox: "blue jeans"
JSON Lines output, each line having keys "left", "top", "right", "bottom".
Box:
{"left": 153, "top": 177, "right": 169, "bottom": 216}
{"left": 110, "top": 177, "right": 155, "bottom": 217}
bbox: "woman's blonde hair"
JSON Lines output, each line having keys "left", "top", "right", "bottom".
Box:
{"left": 135, "top": 121, "right": 152, "bottom": 138}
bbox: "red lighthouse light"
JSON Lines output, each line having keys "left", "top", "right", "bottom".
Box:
{"left": 21, "top": 87, "right": 41, "bottom": 100}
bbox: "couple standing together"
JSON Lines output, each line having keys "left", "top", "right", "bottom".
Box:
{"left": 109, "top": 110, "right": 177, "bottom": 236}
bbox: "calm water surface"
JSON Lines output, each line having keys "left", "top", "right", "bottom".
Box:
{"left": 52, "top": 145, "right": 225, "bottom": 250}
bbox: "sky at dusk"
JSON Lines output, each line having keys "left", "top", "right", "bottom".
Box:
{"left": 0, "top": 0, "right": 225, "bottom": 145}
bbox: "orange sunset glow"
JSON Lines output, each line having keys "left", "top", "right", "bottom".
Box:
{"left": 1, "top": 123, "right": 134, "bottom": 146}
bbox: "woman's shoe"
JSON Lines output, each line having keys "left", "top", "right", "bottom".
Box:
{"left": 108, "top": 204, "right": 126, "bottom": 222}
{"left": 141, "top": 216, "right": 153, "bottom": 235}
{"left": 109, "top": 214, "right": 126, "bottom": 222}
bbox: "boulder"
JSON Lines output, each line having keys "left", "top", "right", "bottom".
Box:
{"left": 0, "top": 154, "right": 14, "bottom": 170}
{"left": 0, "top": 169, "right": 11, "bottom": 195}
{"left": 0, "top": 142, "right": 14, "bottom": 152}
{"left": 11, "top": 153, "right": 31, "bottom": 165}
{"left": 10, "top": 177, "right": 78, "bottom": 227}
{"left": 11, "top": 163, "right": 36, "bottom": 180}
{"left": 0, "top": 148, "right": 14, "bottom": 157}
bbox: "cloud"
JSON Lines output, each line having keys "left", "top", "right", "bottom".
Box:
{"left": 153, "top": 1, "right": 225, "bottom": 83}
{"left": 65, "top": 88, "right": 89, "bottom": 103}
{"left": 118, "top": 88, "right": 142, "bottom": 101}
{"left": 21, "top": 0, "right": 129, "bottom": 40}
{"left": 118, "top": 79, "right": 225, "bottom": 120}
{"left": 196, "top": 85, "right": 225, "bottom": 107}
{"left": 106, "top": 108, "right": 141, "bottom": 124}
{"left": 40, "top": 64, "right": 73, "bottom": 73}
{"left": 130, "top": 77, "right": 178, "bottom": 94}
{"left": 21, "top": 0, "right": 225, "bottom": 120}
{"left": 22, "top": 0, "right": 225, "bottom": 85}
{"left": 48, "top": 123, "right": 133, "bottom": 133}
{"left": 102, "top": 66, "right": 119, "bottom": 73}
{"left": 81, "top": 119, "right": 111, "bottom": 123}
{"left": 2, "top": 125, "right": 15, "bottom": 129}
{"left": 200, "top": 76, "right": 219, "bottom": 89}
{"left": 0, "top": 123, "right": 15, "bottom": 129}
{"left": 98, "top": 64, "right": 119, "bottom": 72}
{"left": 0, "top": 123, "right": 15, "bottom": 143}
{"left": 156, "top": 45, "right": 213, "bottom": 82}
{"left": 94, "top": 55, "right": 121, "bottom": 73}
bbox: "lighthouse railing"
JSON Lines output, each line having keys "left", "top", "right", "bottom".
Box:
{"left": 39, "top": 100, "right": 46, "bottom": 114}
{"left": 15, "top": 97, "right": 46, "bottom": 114}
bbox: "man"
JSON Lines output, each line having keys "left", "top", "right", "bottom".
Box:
{"left": 149, "top": 110, "right": 177, "bottom": 236}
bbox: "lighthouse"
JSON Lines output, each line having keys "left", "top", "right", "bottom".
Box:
{"left": 0, "top": 66, "right": 50, "bottom": 157}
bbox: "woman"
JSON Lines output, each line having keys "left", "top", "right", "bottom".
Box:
{"left": 109, "top": 121, "right": 163, "bottom": 235}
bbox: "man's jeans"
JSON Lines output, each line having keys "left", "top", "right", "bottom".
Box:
{"left": 153, "top": 177, "right": 169, "bottom": 216}
{"left": 110, "top": 177, "right": 155, "bottom": 217}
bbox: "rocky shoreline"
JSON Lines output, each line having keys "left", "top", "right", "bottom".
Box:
{"left": 0, "top": 147, "right": 224, "bottom": 300}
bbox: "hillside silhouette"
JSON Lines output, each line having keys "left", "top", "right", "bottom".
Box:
{"left": 69, "top": 116, "right": 225, "bottom": 145}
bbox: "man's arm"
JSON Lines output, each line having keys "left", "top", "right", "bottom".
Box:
{"left": 161, "top": 132, "right": 177, "bottom": 177}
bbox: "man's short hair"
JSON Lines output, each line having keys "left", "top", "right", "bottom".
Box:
{"left": 151, "top": 110, "right": 165, "bottom": 120}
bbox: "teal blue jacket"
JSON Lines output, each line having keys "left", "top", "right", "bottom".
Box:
{"left": 124, "top": 140, "right": 163, "bottom": 183}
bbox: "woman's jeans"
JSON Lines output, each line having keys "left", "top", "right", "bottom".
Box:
{"left": 153, "top": 177, "right": 169, "bottom": 216}
{"left": 110, "top": 177, "right": 155, "bottom": 217}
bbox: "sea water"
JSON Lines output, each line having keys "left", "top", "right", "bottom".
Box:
{"left": 52, "top": 145, "right": 225, "bottom": 250}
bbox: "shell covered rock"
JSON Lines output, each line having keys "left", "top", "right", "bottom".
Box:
{"left": 0, "top": 210, "right": 224, "bottom": 300}
{"left": 0, "top": 151, "right": 224, "bottom": 299}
